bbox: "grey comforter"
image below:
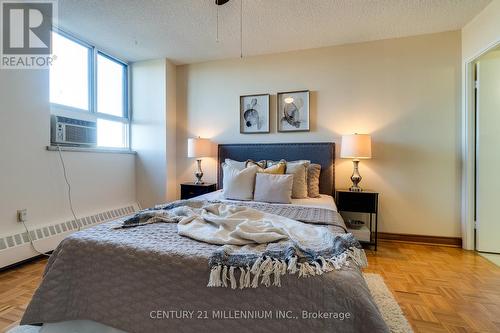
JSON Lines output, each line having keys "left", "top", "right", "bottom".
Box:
{"left": 21, "top": 204, "right": 389, "bottom": 333}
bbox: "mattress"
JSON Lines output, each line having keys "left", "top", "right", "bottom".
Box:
{"left": 195, "top": 189, "right": 338, "bottom": 211}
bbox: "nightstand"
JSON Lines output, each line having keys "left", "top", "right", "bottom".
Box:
{"left": 180, "top": 182, "right": 217, "bottom": 200}
{"left": 335, "top": 190, "right": 379, "bottom": 250}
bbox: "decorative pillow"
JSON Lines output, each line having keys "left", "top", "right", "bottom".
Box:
{"left": 224, "top": 159, "right": 247, "bottom": 171}
{"left": 222, "top": 164, "right": 258, "bottom": 200}
{"left": 254, "top": 161, "right": 286, "bottom": 174}
{"left": 254, "top": 173, "right": 293, "bottom": 204}
{"left": 286, "top": 161, "right": 308, "bottom": 198}
{"left": 267, "top": 159, "right": 311, "bottom": 169}
{"left": 289, "top": 159, "right": 311, "bottom": 165}
{"left": 307, "top": 163, "right": 321, "bottom": 198}
{"left": 266, "top": 159, "right": 286, "bottom": 168}
{"left": 246, "top": 160, "right": 267, "bottom": 169}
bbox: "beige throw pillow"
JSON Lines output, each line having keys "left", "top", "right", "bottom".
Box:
{"left": 307, "top": 164, "right": 321, "bottom": 198}
{"left": 286, "top": 161, "right": 308, "bottom": 198}
{"left": 254, "top": 173, "right": 293, "bottom": 204}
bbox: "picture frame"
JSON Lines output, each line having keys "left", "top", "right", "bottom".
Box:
{"left": 240, "top": 94, "right": 270, "bottom": 134}
{"left": 277, "top": 90, "right": 310, "bottom": 132}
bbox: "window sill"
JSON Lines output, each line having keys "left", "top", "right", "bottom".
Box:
{"left": 46, "top": 146, "right": 136, "bottom": 155}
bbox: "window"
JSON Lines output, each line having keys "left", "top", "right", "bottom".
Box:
{"left": 50, "top": 30, "right": 129, "bottom": 149}
{"left": 97, "top": 53, "right": 126, "bottom": 117}
{"left": 50, "top": 32, "right": 90, "bottom": 110}
{"left": 97, "top": 119, "right": 128, "bottom": 148}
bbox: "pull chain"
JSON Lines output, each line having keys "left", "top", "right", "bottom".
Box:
{"left": 240, "top": 0, "right": 243, "bottom": 58}
{"left": 215, "top": 0, "right": 242, "bottom": 57}
{"left": 216, "top": 4, "right": 220, "bottom": 43}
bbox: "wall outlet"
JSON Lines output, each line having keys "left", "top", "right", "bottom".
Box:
{"left": 17, "top": 209, "right": 27, "bottom": 222}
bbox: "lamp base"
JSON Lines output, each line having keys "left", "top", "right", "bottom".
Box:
{"left": 349, "top": 185, "right": 362, "bottom": 192}
{"left": 194, "top": 159, "right": 204, "bottom": 184}
{"left": 349, "top": 160, "right": 363, "bottom": 192}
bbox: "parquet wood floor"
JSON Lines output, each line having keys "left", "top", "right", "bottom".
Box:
{"left": 1, "top": 241, "right": 499, "bottom": 333}
{"left": 0, "top": 258, "right": 47, "bottom": 332}
{"left": 364, "top": 241, "right": 500, "bottom": 332}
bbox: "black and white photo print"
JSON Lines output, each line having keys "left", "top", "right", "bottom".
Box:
{"left": 240, "top": 94, "right": 270, "bottom": 134}
{"left": 277, "top": 90, "right": 310, "bottom": 132}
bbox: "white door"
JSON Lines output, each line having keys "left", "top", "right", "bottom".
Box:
{"left": 476, "top": 50, "right": 500, "bottom": 253}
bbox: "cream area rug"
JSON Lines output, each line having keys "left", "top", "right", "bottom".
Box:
{"left": 364, "top": 273, "right": 414, "bottom": 333}
{"left": 9, "top": 273, "right": 412, "bottom": 333}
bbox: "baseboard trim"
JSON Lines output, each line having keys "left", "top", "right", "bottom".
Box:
{"left": 378, "top": 232, "right": 462, "bottom": 247}
{"left": 0, "top": 252, "right": 51, "bottom": 273}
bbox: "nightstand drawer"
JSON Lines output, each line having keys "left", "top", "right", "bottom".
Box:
{"left": 181, "top": 189, "right": 198, "bottom": 198}
{"left": 336, "top": 191, "right": 378, "bottom": 213}
{"left": 180, "top": 183, "right": 216, "bottom": 200}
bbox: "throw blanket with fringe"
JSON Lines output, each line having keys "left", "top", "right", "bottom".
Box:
{"left": 123, "top": 199, "right": 347, "bottom": 229}
{"left": 120, "top": 200, "right": 366, "bottom": 290}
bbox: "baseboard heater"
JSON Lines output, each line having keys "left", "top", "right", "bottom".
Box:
{"left": 0, "top": 204, "right": 138, "bottom": 268}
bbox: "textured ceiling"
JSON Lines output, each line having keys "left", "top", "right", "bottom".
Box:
{"left": 57, "top": 0, "right": 491, "bottom": 64}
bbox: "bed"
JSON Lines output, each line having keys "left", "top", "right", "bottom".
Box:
{"left": 20, "top": 142, "right": 389, "bottom": 333}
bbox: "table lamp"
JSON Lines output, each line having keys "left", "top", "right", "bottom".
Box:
{"left": 187, "top": 137, "right": 211, "bottom": 184}
{"left": 340, "top": 134, "right": 372, "bottom": 192}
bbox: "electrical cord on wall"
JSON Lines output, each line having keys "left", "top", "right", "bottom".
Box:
{"left": 19, "top": 146, "right": 82, "bottom": 258}
{"left": 57, "top": 145, "right": 82, "bottom": 231}
{"left": 21, "top": 219, "right": 51, "bottom": 257}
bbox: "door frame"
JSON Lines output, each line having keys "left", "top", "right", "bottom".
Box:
{"left": 462, "top": 39, "right": 500, "bottom": 250}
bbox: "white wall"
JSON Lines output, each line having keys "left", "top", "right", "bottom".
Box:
{"left": 165, "top": 60, "right": 177, "bottom": 202}
{"left": 132, "top": 59, "right": 177, "bottom": 208}
{"left": 132, "top": 59, "right": 167, "bottom": 208}
{"left": 176, "top": 31, "right": 462, "bottom": 238}
{"left": 0, "top": 69, "right": 136, "bottom": 258}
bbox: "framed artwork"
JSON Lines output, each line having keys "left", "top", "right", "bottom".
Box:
{"left": 240, "top": 94, "right": 270, "bottom": 134}
{"left": 277, "top": 90, "right": 310, "bottom": 132}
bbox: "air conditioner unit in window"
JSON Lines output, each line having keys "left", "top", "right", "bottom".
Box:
{"left": 51, "top": 115, "right": 97, "bottom": 147}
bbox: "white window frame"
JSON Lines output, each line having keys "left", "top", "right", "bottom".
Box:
{"left": 50, "top": 28, "right": 131, "bottom": 149}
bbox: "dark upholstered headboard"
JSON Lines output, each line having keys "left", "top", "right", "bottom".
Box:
{"left": 217, "top": 142, "right": 335, "bottom": 195}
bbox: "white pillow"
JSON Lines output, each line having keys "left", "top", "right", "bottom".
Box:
{"left": 254, "top": 173, "right": 293, "bottom": 204}
{"left": 267, "top": 159, "right": 310, "bottom": 167}
{"left": 286, "top": 161, "right": 308, "bottom": 199}
{"left": 224, "top": 158, "right": 247, "bottom": 171}
{"left": 222, "top": 164, "right": 258, "bottom": 200}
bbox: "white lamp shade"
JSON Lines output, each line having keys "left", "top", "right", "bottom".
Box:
{"left": 187, "top": 138, "right": 211, "bottom": 158}
{"left": 340, "top": 134, "right": 372, "bottom": 159}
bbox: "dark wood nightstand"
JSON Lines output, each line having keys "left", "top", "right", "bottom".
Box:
{"left": 335, "top": 190, "right": 379, "bottom": 250}
{"left": 180, "top": 182, "right": 217, "bottom": 200}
